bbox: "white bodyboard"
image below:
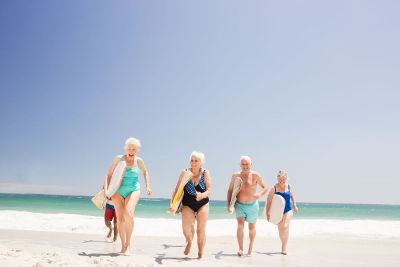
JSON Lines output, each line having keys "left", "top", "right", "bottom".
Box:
{"left": 269, "top": 194, "right": 285, "bottom": 225}
{"left": 228, "top": 177, "right": 243, "bottom": 214}
{"left": 106, "top": 159, "right": 127, "bottom": 198}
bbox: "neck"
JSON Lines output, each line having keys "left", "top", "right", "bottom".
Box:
{"left": 126, "top": 155, "right": 135, "bottom": 162}
{"left": 191, "top": 167, "right": 201, "bottom": 175}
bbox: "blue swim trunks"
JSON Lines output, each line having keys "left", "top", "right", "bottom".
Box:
{"left": 235, "top": 200, "right": 259, "bottom": 223}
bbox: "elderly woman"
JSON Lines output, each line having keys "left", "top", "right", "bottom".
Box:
{"left": 172, "top": 151, "right": 212, "bottom": 259}
{"left": 104, "top": 137, "right": 152, "bottom": 255}
{"left": 266, "top": 170, "right": 298, "bottom": 255}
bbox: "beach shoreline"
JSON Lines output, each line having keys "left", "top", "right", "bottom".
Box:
{"left": 1, "top": 229, "right": 399, "bottom": 267}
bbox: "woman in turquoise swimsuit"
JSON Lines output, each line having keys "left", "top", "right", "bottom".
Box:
{"left": 104, "top": 137, "right": 152, "bottom": 255}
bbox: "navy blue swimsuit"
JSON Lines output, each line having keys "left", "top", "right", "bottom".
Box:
{"left": 182, "top": 169, "right": 209, "bottom": 212}
{"left": 274, "top": 184, "right": 292, "bottom": 214}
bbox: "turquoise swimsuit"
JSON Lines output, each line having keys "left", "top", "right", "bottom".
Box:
{"left": 117, "top": 158, "right": 141, "bottom": 198}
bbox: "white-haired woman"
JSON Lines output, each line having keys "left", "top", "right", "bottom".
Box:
{"left": 172, "top": 151, "right": 212, "bottom": 259}
{"left": 104, "top": 137, "right": 152, "bottom": 255}
{"left": 266, "top": 170, "right": 298, "bottom": 255}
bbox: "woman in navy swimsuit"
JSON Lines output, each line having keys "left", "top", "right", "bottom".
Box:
{"left": 266, "top": 170, "right": 299, "bottom": 255}
{"left": 173, "top": 151, "right": 212, "bottom": 259}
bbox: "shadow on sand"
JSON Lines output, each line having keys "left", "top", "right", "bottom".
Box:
{"left": 154, "top": 253, "right": 195, "bottom": 265}
{"left": 255, "top": 251, "right": 284, "bottom": 256}
{"left": 78, "top": 252, "right": 121, "bottom": 257}
{"left": 161, "top": 243, "right": 185, "bottom": 249}
{"left": 214, "top": 251, "right": 239, "bottom": 259}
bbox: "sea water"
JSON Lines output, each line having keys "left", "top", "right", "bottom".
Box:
{"left": 1, "top": 193, "right": 400, "bottom": 238}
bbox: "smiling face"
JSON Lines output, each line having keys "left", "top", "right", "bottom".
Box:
{"left": 125, "top": 144, "right": 139, "bottom": 159}
{"left": 240, "top": 159, "right": 251, "bottom": 172}
{"left": 190, "top": 155, "right": 202, "bottom": 169}
{"left": 277, "top": 174, "right": 287, "bottom": 184}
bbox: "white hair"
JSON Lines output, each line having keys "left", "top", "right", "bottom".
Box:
{"left": 124, "top": 137, "right": 141, "bottom": 150}
{"left": 240, "top": 155, "right": 252, "bottom": 164}
{"left": 190, "top": 151, "right": 205, "bottom": 165}
{"left": 277, "top": 169, "right": 288, "bottom": 178}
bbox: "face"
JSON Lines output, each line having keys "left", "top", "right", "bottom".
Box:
{"left": 125, "top": 144, "right": 139, "bottom": 158}
{"left": 240, "top": 159, "right": 251, "bottom": 172}
{"left": 190, "top": 155, "right": 202, "bottom": 169}
{"left": 277, "top": 175, "right": 287, "bottom": 184}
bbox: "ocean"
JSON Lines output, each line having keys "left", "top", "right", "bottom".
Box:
{"left": 1, "top": 193, "right": 400, "bottom": 238}
{"left": 1, "top": 193, "right": 399, "bottom": 220}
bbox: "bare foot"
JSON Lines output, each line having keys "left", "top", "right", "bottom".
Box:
{"left": 282, "top": 251, "right": 287, "bottom": 255}
{"left": 237, "top": 250, "right": 243, "bottom": 257}
{"left": 124, "top": 245, "right": 131, "bottom": 256}
{"left": 197, "top": 251, "right": 203, "bottom": 259}
{"left": 184, "top": 241, "right": 192, "bottom": 255}
{"left": 246, "top": 252, "right": 252, "bottom": 257}
{"left": 120, "top": 244, "right": 126, "bottom": 254}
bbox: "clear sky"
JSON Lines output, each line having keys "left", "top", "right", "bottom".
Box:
{"left": 1, "top": 1, "right": 399, "bottom": 204}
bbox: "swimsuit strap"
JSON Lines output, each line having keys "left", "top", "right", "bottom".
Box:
{"left": 199, "top": 169, "right": 206, "bottom": 190}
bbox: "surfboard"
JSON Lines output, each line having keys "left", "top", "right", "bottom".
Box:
{"left": 269, "top": 194, "right": 285, "bottom": 224}
{"left": 228, "top": 177, "right": 243, "bottom": 214}
{"left": 168, "top": 169, "right": 193, "bottom": 214}
{"left": 106, "top": 157, "right": 127, "bottom": 198}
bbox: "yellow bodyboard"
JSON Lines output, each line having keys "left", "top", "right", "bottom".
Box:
{"left": 168, "top": 170, "right": 193, "bottom": 214}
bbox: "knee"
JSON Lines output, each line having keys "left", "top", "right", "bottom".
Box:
{"left": 196, "top": 228, "right": 205, "bottom": 237}
{"left": 125, "top": 209, "right": 134, "bottom": 221}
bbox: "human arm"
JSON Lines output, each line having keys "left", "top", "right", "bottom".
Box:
{"left": 196, "top": 169, "right": 211, "bottom": 201}
{"left": 103, "top": 156, "right": 121, "bottom": 198}
{"left": 291, "top": 188, "right": 299, "bottom": 214}
{"left": 253, "top": 173, "right": 268, "bottom": 199}
{"left": 138, "top": 158, "right": 152, "bottom": 195}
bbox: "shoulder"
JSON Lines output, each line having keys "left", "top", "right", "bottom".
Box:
{"left": 252, "top": 171, "right": 262, "bottom": 179}
{"left": 232, "top": 171, "right": 241, "bottom": 177}
{"left": 113, "top": 155, "right": 123, "bottom": 163}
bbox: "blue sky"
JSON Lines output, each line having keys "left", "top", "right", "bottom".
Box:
{"left": 1, "top": 1, "right": 399, "bottom": 204}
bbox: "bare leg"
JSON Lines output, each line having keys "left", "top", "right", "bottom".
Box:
{"left": 248, "top": 222, "right": 256, "bottom": 256}
{"left": 112, "top": 194, "right": 126, "bottom": 252}
{"left": 196, "top": 204, "right": 209, "bottom": 259}
{"left": 113, "top": 217, "right": 118, "bottom": 242}
{"left": 277, "top": 211, "right": 292, "bottom": 254}
{"left": 124, "top": 191, "right": 140, "bottom": 254}
{"left": 181, "top": 206, "right": 195, "bottom": 255}
{"left": 105, "top": 219, "right": 112, "bottom": 238}
{"left": 236, "top": 217, "right": 245, "bottom": 256}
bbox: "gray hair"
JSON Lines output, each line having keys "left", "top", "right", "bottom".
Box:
{"left": 191, "top": 151, "right": 205, "bottom": 165}
{"left": 277, "top": 170, "right": 288, "bottom": 178}
{"left": 240, "top": 155, "right": 252, "bottom": 164}
{"left": 124, "top": 137, "right": 141, "bottom": 150}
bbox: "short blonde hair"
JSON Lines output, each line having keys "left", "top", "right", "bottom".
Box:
{"left": 240, "top": 155, "right": 252, "bottom": 164}
{"left": 124, "top": 137, "right": 141, "bottom": 150}
{"left": 277, "top": 170, "right": 288, "bottom": 178}
{"left": 190, "top": 151, "right": 205, "bottom": 165}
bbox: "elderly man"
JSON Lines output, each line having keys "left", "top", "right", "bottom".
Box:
{"left": 227, "top": 156, "right": 268, "bottom": 256}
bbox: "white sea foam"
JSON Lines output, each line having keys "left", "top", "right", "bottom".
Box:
{"left": 1, "top": 210, "right": 399, "bottom": 239}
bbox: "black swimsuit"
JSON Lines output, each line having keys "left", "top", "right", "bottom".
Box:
{"left": 182, "top": 170, "right": 209, "bottom": 212}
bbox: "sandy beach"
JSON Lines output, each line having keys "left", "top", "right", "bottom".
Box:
{"left": 1, "top": 229, "right": 399, "bottom": 267}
